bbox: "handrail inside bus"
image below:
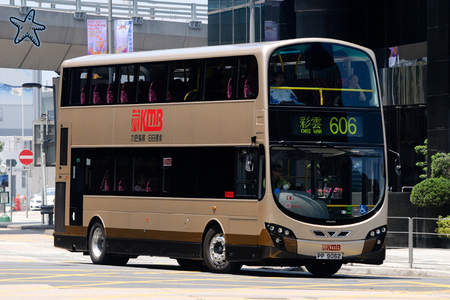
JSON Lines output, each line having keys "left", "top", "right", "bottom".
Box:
{"left": 270, "top": 86, "right": 374, "bottom": 105}
{"left": 326, "top": 204, "right": 375, "bottom": 208}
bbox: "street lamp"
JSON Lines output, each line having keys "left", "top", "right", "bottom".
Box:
{"left": 22, "top": 83, "right": 53, "bottom": 223}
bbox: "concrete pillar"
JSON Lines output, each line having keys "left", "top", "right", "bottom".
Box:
{"left": 426, "top": 0, "right": 450, "bottom": 161}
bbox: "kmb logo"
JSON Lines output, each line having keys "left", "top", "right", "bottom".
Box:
{"left": 132, "top": 109, "right": 163, "bottom": 132}
{"left": 322, "top": 244, "right": 341, "bottom": 251}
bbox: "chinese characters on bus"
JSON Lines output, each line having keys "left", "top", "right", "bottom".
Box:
{"left": 298, "top": 115, "right": 361, "bottom": 137}
{"left": 131, "top": 109, "right": 163, "bottom": 143}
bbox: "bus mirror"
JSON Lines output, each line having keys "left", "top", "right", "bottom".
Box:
{"left": 245, "top": 155, "right": 254, "bottom": 172}
{"left": 395, "top": 159, "right": 401, "bottom": 176}
{"left": 389, "top": 149, "right": 401, "bottom": 176}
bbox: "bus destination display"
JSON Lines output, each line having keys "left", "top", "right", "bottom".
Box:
{"left": 291, "top": 114, "right": 364, "bottom": 138}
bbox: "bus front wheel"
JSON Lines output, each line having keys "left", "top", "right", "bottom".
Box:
{"left": 203, "top": 226, "right": 241, "bottom": 273}
{"left": 89, "top": 222, "right": 112, "bottom": 264}
{"left": 304, "top": 261, "right": 342, "bottom": 277}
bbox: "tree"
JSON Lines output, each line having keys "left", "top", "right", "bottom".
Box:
{"left": 410, "top": 177, "right": 450, "bottom": 207}
{"left": 414, "top": 139, "right": 427, "bottom": 180}
{"left": 431, "top": 152, "right": 450, "bottom": 180}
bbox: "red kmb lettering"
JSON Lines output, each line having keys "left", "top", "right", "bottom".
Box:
{"left": 132, "top": 109, "right": 163, "bottom": 132}
{"left": 322, "top": 244, "right": 341, "bottom": 251}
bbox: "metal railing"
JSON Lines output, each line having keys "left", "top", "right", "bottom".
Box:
{"left": 387, "top": 216, "right": 450, "bottom": 268}
{"left": 6, "top": 0, "right": 208, "bottom": 23}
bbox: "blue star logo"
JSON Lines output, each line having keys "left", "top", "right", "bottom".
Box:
{"left": 9, "top": 9, "right": 46, "bottom": 47}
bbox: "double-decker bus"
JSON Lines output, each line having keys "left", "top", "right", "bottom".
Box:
{"left": 54, "top": 38, "right": 388, "bottom": 276}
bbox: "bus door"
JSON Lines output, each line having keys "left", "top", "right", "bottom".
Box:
{"left": 70, "top": 148, "right": 85, "bottom": 226}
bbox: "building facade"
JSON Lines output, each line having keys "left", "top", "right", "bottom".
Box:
{"left": 0, "top": 69, "right": 55, "bottom": 202}
{"left": 208, "top": 0, "right": 442, "bottom": 191}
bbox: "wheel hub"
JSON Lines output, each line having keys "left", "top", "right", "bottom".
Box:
{"left": 209, "top": 233, "right": 226, "bottom": 266}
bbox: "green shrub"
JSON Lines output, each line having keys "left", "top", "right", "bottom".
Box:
{"left": 431, "top": 152, "right": 450, "bottom": 180}
{"left": 436, "top": 215, "right": 450, "bottom": 238}
{"left": 414, "top": 139, "right": 427, "bottom": 180}
{"left": 410, "top": 177, "right": 450, "bottom": 207}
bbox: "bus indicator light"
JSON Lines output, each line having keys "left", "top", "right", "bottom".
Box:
{"left": 225, "top": 191, "right": 234, "bottom": 198}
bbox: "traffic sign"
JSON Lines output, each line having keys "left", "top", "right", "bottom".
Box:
{"left": 19, "top": 149, "right": 33, "bottom": 165}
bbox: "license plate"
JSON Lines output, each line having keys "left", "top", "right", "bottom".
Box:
{"left": 316, "top": 252, "right": 343, "bottom": 260}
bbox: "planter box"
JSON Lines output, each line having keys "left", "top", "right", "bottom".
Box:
{"left": 387, "top": 192, "right": 450, "bottom": 248}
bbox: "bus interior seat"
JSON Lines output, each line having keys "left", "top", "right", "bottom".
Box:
{"left": 120, "top": 82, "right": 134, "bottom": 103}
{"left": 93, "top": 83, "right": 108, "bottom": 104}
{"left": 146, "top": 177, "right": 158, "bottom": 192}
{"left": 106, "top": 83, "right": 116, "bottom": 103}
{"left": 137, "top": 81, "right": 151, "bottom": 102}
{"left": 100, "top": 170, "right": 111, "bottom": 191}
{"left": 118, "top": 176, "right": 129, "bottom": 191}
{"left": 244, "top": 75, "right": 257, "bottom": 99}
{"left": 80, "top": 84, "right": 87, "bottom": 105}
{"left": 334, "top": 78, "right": 349, "bottom": 88}
{"left": 149, "top": 81, "right": 171, "bottom": 102}
{"left": 169, "top": 79, "right": 186, "bottom": 102}
{"left": 293, "top": 78, "right": 333, "bottom": 106}
{"left": 227, "top": 78, "right": 233, "bottom": 99}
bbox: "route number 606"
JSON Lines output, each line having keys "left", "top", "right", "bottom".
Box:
{"left": 330, "top": 117, "right": 357, "bottom": 135}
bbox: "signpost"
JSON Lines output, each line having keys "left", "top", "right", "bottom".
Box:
{"left": 19, "top": 150, "right": 33, "bottom": 217}
{"left": 19, "top": 149, "right": 33, "bottom": 165}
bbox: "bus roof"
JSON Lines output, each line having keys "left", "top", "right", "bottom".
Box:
{"left": 60, "top": 38, "right": 373, "bottom": 70}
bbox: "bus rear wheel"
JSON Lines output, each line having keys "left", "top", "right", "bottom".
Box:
{"left": 304, "top": 261, "right": 342, "bottom": 277}
{"left": 89, "top": 222, "right": 112, "bottom": 264}
{"left": 203, "top": 226, "right": 241, "bottom": 273}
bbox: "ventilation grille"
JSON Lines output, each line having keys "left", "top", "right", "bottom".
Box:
{"left": 311, "top": 230, "right": 352, "bottom": 238}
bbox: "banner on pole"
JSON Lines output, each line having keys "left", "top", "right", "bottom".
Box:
{"left": 87, "top": 19, "right": 107, "bottom": 55}
{"left": 114, "top": 20, "right": 133, "bottom": 53}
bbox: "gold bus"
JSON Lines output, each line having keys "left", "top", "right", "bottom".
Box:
{"left": 54, "top": 38, "right": 388, "bottom": 277}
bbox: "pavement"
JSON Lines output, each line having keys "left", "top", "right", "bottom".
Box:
{"left": 1, "top": 209, "right": 449, "bottom": 278}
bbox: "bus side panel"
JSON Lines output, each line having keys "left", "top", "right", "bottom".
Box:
{"left": 54, "top": 182, "right": 66, "bottom": 233}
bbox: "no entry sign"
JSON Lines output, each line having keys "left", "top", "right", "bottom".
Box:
{"left": 19, "top": 149, "right": 33, "bottom": 165}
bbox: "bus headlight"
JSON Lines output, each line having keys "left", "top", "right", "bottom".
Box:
{"left": 265, "top": 223, "right": 296, "bottom": 251}
{"left": 365, "top": 226, "right": 387, "bottom": 252}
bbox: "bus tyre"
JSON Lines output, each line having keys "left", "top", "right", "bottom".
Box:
{"left": 304, "top": 261, "right": 342, "bottom": 277}
{"left": 89, "top": 222, "right": 112, "bottom": 264}
{"left": 203, "top": 226, "right": 241, "bottom": 273}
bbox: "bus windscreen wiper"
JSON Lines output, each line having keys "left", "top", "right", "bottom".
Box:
{"left": 316, "top": 141, "right": 380, "bottom": 157}
{"left": 278, "top": 140, "right": 321, "bottom": 159}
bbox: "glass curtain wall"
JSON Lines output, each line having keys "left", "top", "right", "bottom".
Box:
{"left": 208, "top": 0, "right": 265, "bottom": 45}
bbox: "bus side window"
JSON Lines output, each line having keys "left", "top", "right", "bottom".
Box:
{"left": 132, "top": 148, "right": 160, "bottom": 194}
{"left": 161, "top": 148, "right": 196, "bottom": 197}
{"left": 238, "top": 56, "right": 258, "bottom": 99}
{"left": 85, "top": 148, "right": 113, "bottom": 194}
{"left": 235, "top": 147, "right": 260, "bottom": 198}
{"left": 114, "top": 149, "right": 131, "bottom": 192}
{"left": 68, "top": 67, "right": 88, "bottom": 106}
{"left": 139, "top": 62, "right": 167, "bottom": 103}
{"left": 91, "top": 66, "right": 116, "bottom": 105}
{"left": 119, "top": 64, "right": 136, "bottom": 103}
{"left": 204, "top": 57, "right": 235, "bottom": 101}
{"left": 168, "top": 60, "right": 201, "bottom": 102}
{"left": 197, "top": 147, "right": 235, "bottom": 198}
{"left": 61, "top": 68, "right": 70, "bottom": 106}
